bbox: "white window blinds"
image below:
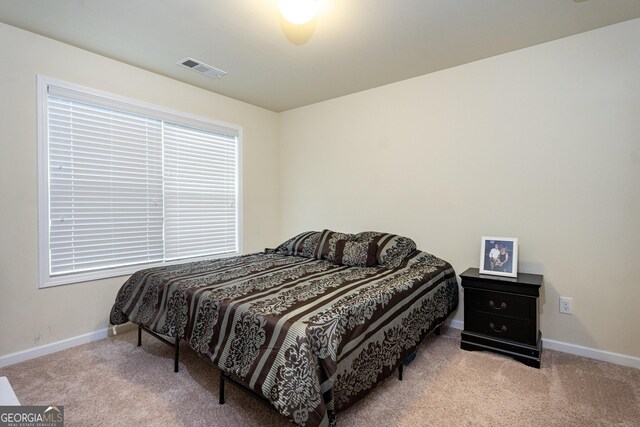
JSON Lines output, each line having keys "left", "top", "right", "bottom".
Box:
{"left": 48, "top": 95, "right": 165, "bottom": 275}
{"left": 164, "top": 123, "right": 238, "bottom": 260}
{"left": 39, "top": 77, "right": 240, "bottom": 287}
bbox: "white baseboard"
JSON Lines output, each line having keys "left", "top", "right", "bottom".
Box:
{"left": 0, "top": 328, "right": 109, "bottom": 368}
{"left": 542, "top": 338, "right": 640, "bottom": 369}
{"left": 448, "top": 320, "right": 640, "bottom": 369}
{"left": 446, "top": 319, "right": 464, "bottom": 330}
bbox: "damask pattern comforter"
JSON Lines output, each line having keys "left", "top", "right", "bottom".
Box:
{"left": 110, "top": 235, "right": 458, "bottom": 427}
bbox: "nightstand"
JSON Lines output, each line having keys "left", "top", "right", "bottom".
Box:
{"left": 460, "top": 267, "right": 543, "bottom": 368}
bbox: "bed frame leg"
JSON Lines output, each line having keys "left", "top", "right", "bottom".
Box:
{"left": 136, "top": 324, "right": 181, "bottom": 372}
{"left": 174, "top": 338, "right": 180, "bottom": 373}
{"left": 219, "top": 370, "right": 225, "bottom": 404}
{"left": 398, "top": 363, "right": 403, "bottom": 381}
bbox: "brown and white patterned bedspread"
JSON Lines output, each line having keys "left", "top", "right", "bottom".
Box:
{"left": 110, "top": 250, "right": 458, "bottom": 426}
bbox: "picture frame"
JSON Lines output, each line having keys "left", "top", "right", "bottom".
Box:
{"left": 479, "top": 236, "right": 518, "bottom": 278}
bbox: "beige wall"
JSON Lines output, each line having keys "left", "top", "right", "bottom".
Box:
{"left": 279, "top": 19, "right": 640, "bottom": 358}
{"left": 2, "top": 18, "right": 639, "bottom": 361}
{"left": 0, "top": 23, "right": 281, "bottom": 356}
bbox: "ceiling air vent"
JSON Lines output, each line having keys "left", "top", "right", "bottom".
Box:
{"left": 177, "top": 57, "right": 227, "bottom": 79}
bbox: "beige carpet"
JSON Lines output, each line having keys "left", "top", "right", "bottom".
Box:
{"left": 1, "top": 327, "right": 638, "bottom": 426}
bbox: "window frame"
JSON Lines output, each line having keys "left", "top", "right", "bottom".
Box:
{"left": 37, "top": 75, "right": 243, "bottom": 288}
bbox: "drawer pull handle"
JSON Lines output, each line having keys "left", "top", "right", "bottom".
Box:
{"left": 489, "top": 300, "right": 507, "bottom": 310}
{"left": 489, "top": 323, "right": 507, "bottom": 333}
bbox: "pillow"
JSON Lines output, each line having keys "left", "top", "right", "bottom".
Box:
{"left": 354, "top": 231, "right": 417, "bottom": 269}
{"left": 313, "top": 229, "right": 355, "bottom": 262}
{"left": 334, "top": 240, "right": 378, "bottom": 267}
{"left": 274, "top": 231, "right": 321, "bottom": 258}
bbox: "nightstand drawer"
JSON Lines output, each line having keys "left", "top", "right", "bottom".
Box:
{"left": 465, "top": 288, "right": 532, "bottom": 320}
{"left": 465, "top": 311, "right": 536, "bottom": 344}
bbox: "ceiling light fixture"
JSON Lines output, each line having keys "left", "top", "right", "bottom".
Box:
{"left": 278, "top": 0, "right": 319, "bottom": 25}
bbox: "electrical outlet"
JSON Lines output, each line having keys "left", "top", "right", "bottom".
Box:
{"left": 559, "top": 296, "right": 573, "bottom": 314}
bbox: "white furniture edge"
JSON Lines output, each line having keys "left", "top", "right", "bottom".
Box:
{"left": 0, "top": 376, "right": 20, "bottom": 405}
{"left": 1, "top": 320, "right": 638, "bottom": 370}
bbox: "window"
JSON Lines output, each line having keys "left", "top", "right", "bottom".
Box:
{"left": 38, "top": 76, "right": 241, "bottom": 288}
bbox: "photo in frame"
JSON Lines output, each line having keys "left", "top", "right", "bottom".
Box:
{"left": 479, "top": 236, "right": 518, "bottom": 278}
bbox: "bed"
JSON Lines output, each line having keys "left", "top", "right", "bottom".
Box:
{"left": 110, "top": 230, "right": 458, "bottom": 426}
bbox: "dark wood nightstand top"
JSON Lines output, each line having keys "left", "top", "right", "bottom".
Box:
{"left": 460, "top": 268, "right": 543, "bottom": 296}
{"left": 461, "top": 267, "right": 543, "bottom": 287}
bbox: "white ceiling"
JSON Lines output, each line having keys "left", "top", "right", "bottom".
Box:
{"left": 1, "top": 0, "right": 639, "bottom": 112}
